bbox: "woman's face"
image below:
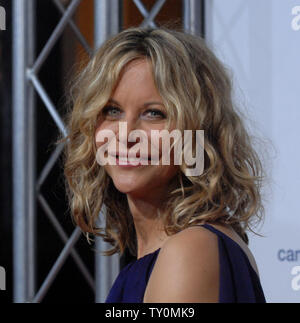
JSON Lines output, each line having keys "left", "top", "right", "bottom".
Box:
{"left": 95, "top": 58, "right": 179, "bottom": 198}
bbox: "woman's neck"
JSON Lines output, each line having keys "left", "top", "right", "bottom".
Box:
{"left": 126, "top": 192, "right": 169, "bottom": 259}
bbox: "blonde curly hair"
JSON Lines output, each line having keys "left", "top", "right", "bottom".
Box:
{"left": 57, "top": 26, "right": 267, "bottom": 257}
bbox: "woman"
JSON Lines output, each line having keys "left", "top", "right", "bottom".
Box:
{"left": 60, "top": 26, "right": 267, "bottom": 303}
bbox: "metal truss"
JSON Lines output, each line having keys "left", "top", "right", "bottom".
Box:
{"left": 12, "top": 0, "right": 204, "bottom": 303}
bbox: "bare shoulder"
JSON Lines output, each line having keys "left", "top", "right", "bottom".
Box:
{"left": 205, "top": 222, "right": 260, "bottom": 276}
{"left": 143, "top": 226, "right": 220, "bottom": 303}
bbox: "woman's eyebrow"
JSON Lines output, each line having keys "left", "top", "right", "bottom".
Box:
{"left": 107, "top": 99, "right": 120, "bottom": 105}
{"left": 108, "top": 99, "right": 164, "bottom": 107}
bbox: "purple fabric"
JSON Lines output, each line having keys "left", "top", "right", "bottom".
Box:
{"left": 105, "top": 223, "right": 266, "bottom": 303}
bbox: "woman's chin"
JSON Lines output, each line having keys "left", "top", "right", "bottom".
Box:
{"left": 112, "top": 180, "right": 145, "bottom": 196}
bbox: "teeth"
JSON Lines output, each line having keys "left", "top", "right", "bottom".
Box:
{"left": 118, "top": 156, "right": 149, "bottom": 163}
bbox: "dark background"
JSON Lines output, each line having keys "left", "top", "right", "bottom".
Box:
{"left": 0, "top": 0, "right": 95, "bottom": 303}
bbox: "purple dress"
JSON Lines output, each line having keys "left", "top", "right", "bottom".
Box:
{"left": 105, "top": 223, "right": 266, "bottom": 303}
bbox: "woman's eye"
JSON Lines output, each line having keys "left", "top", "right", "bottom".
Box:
{"left": 99, "top": 106, "right": 166, "bottom": 120}
{"left": 143, "top": 109, "right": 166, "bottom": 119}
{"left": 101, "top": 105, "right": 121, "bottom": 118}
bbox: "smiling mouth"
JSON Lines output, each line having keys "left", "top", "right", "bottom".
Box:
{"left": 116, "top": 154, "right": 151, "bottom": 162}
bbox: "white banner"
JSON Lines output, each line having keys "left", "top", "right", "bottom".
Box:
{"left": 206, "top": 0, "right": 300, "bottom": 302}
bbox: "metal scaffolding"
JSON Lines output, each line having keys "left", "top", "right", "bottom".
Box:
{"left": 12, "top": 0, "right": 205, "bottom": 303}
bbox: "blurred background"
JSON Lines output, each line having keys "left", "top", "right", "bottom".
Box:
{"left": 0, "top": 0, "right": 299, "bottom": 303}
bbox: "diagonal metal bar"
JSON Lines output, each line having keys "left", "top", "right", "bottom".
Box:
{"left": 37, "top": 194, "right": 95, "bottom": 291}
{"left": 31, "top": 0, "right": 81, "bottom": 75}
{"left": 139, "top": 0, "right": 167, "bottom": 28}
{"left": 31, "top": 227, "right": 82, "bottom": 303}
{"left": 36, "top": 141, "right": 65, "bottom": 190}
{"left": 52, "top": 0, "right": 93, "bottom": 57}
{"left": 133, "top": 0, "right": 157, "bottom": 28}
{"left": 27, "top": 72, "right": 68, "bottom": 137}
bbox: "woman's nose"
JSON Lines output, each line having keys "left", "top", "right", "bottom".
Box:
{"left": 116, "top": 117, "right": 142, "bottom": 148}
